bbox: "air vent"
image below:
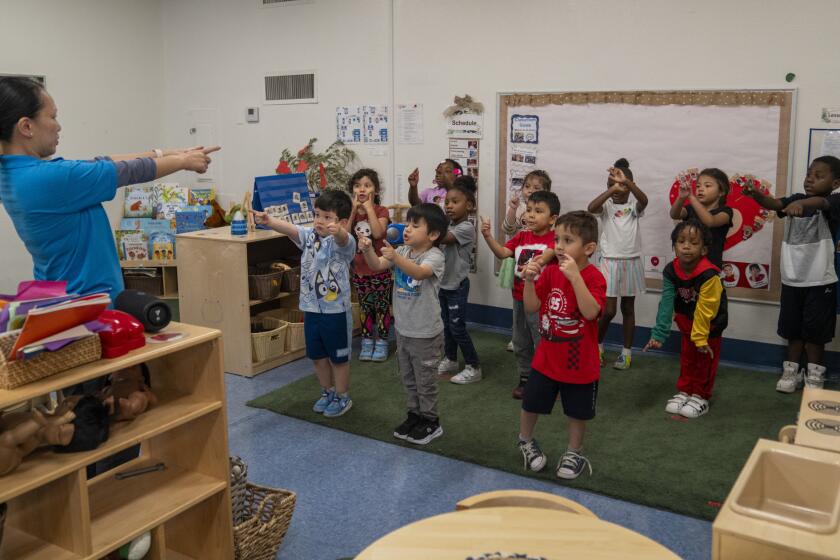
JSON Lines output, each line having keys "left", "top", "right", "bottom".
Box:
{"left": 264, "top": 72, "right": 317, "bottom": 105}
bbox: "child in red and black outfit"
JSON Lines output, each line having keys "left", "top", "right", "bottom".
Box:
{"left": 517, "top": 211, "right": 606, "bottom": 480}
{"left": 644, "top": 221, "right": 727, "bottom": 419}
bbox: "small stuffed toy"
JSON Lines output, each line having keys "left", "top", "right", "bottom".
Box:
{"left": 0, "top": 406, "right": 76, "bottom": 475}
{"left": 54, "top": 395, "right": 110, "bottom": 454}
{"left": 101, "top": 364, "right": 158, "bottom": 422}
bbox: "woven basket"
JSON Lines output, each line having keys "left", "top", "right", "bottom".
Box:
{"left": 279, "top": 265, "right": 301, "bottom": 293}
{"left": 250, "top": 317, "right": 288, "bottom": 363}
{"left": 233, "top": 483, "right": 297, "bottom": 560}
{"left": 230, "top": 456, "right": 249, "bottom": 526}
{"left": 248, "top": 266, "right": 286, "bottom": 301}
{"left": 0, "top": 332, "right": 102, "bottom": 390}
{"left": 258, "top": 309, "right": 305, "bottom": 353}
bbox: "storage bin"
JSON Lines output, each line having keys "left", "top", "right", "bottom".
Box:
{"left": 248, "top": 265, "right": 286, "bottom": 301}
{"left": 250, "top": 317, "right": 288, "bottom": 363}
{"left": 123, "top": 268, "right": 164, "bottom": 296}
{"left": 0, "top": 332, "right": 102, "bottom": 390}
{"left": 258, "top": 309, "right": 305, "bottom": 352}
{"left": 229, "top": 457, "right": 296, "bottom": 560}
{"left": 279, "top": 265, "right": 300, "bottom": 293}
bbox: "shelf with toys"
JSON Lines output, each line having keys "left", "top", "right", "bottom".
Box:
{"left": 0, "top": 322, "right": 234, "bottom": 560}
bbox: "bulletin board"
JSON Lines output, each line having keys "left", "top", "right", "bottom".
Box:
{"left": 497, "top": 89, "right": 795, "bottom": 303}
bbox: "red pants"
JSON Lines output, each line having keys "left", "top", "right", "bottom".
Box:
{"left": 677, "top": 335, "right": 721, "bottom": 400}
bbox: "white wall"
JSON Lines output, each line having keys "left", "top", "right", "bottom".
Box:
{"left": 0, "top": 0, "right": 165, "bottom": 293}
{"left": 5, "top": 0, "right": 839, "bottom": 351}
{"left": 160, "top": 0, "right": 840, "bottom": 349}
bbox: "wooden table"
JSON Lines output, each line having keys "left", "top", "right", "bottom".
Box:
{"left": 355, "top": 506, "right": 680, "bottom": 559}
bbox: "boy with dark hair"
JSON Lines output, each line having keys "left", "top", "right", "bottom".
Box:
{"left": 252, "top": 189, "right": 357, "bottom": 417}
{"left": 518, "top": 210, "right": 606, "bottom": 480}
{"left": 360, "top": 203, "right": 449, "bottom": 445}
{"left": 644, "top": 220, "right": 728, "bottom": 418}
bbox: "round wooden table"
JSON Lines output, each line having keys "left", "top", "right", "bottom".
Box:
{"left": 355, "top": 507, "right": 681, "bottom": 559}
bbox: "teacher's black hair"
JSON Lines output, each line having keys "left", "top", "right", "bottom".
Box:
{"left": 0, "top": 77, "right": 46, "bottom": 142}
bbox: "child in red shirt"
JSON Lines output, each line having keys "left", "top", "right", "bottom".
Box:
{"left": 518, "top": 211, "right": 606, "bottom": 480}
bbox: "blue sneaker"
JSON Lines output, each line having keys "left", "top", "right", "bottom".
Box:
{"left": 359, "top": 338, "right": 374, "bottom": 361}
{"left": 371, "top": 339, "right": 389, "bottom": 362}
{"left": 312, "top": 388, "right": 335, "bottom": 413}
{"left": 323, "top": 394, "right": 353, "bottom": 417}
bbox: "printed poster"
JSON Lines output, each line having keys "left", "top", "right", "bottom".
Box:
{"left": 397, "top": 103, "right": 424, "bottom": 144}
{"left": 336, "top": 106, "right": 363, "bottom": 144}
{"left": 362, "top": 105, "right": 389, "bottom": 143}
{"left": 511, "top": 114, "right": 539, "bottom": 144}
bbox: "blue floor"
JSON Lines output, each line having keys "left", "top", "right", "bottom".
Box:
{"left": 227, "top": 333, "right": 712, "bottom": 560}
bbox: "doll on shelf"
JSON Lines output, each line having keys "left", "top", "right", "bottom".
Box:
{"left": 0, "top": 406, "right": 76, "bottom": 475}
{"left": 100, "top": 364, "right": 157, "bottom": 422}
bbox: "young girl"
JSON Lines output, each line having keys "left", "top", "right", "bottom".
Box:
{"left": 587, "top": 159, "right": 648, "bottom": 370}
{"left": 407, "top": 159, "right": 462, "bottom": 209}
{"left": 345, "top": 169, "right": 392, "bottom": 361}
{"left": 503, "top": 170, "right": 552, "bottom": 236}
{"left": 670, "top": 168, "right": 733, "bottom": 268}
{"left": 644, "top": 221, "right": 728, "bottom": 418}
{"left": 436, "top": 176, "right": 482, "bottom": 384}
{"left": 502, "top": 169, "right": 552, "bottom": 352}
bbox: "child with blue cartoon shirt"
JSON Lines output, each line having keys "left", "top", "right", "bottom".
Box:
{"left": 252, "top": 190, "right": 356, "bottom": 417}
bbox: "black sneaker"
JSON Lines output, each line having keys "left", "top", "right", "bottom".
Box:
{"left": 405, "top": 418, "right": 443, "bottom": 445}
{"left": 555, "top": 449, "right": 592, "bottom": 480}
{"left": 518, "top": 438, "right": 547, "bottom": 472}
{"left": 393, "top": 412, "right": 422, "bottom": 440}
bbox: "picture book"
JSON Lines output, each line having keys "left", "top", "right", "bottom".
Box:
{"left": 114, "top": 230, "right": 148, "bottom": 260}
{"left": 175, "top": 210, "right": 206, "bottom": 234}
{"left": 189, "top": 187, "right": 216, "bottom": 206}
{"left": 154, "top": 183, "right": 189, "bottom": 220}
{"left": 123, "top": 185, "right": 156, "bottom": 218}
{"left": 149, "top": 231, "right": 176, "bottom": 261}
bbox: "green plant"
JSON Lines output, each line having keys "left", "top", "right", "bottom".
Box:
{"left": 276, "top": 138, "right": 358, "bottom": 193}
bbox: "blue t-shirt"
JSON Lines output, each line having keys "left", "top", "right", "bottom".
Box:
{"left": 0, "top": 155, "right": 122, "bottom": 298}
{"left": 292, "top": 225, "right": 355, "bottom": 314}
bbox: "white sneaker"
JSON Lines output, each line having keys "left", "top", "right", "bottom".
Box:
{"left": 805, "top": 363, "right": 826, "bottom": 389}
{"left": 680, "top": 394, "right": 709, "bottom": 418}
{"left": 506, "top": 340, "right": 514, "bottom": 352}
{"left": 665, "top": 392, "right": 690, "bottom": 414}
{"left": 437, "top": 358, "right": 459, "bottom": 374}
{"left": 450, "top": 365, "right": 482, "bottom": 384}
{"left": 776, "top": 361, "right": 803, "bottom": 393}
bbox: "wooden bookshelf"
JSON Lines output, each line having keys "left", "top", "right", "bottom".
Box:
{"left": 177, "top": 226, "right": 304, "bottom": 377}
{"left": 0, "top": 322, "right": 234, "bottom": 560}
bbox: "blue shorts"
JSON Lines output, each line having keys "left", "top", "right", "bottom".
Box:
{"left": 304, "top": 311, "right": 350, "bottom": 363}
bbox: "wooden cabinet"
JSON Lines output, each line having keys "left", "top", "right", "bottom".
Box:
{"left": 120, "top": 260, "right": 180, "bottom": 321}
{"left": 176, "top": 226, "right": 304, "bottom": 377}
{"left": 0, "top": 322, "right": 234, "bottom": 560}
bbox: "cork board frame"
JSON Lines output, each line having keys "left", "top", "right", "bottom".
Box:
{"left": 496, "top": 89, "right": 795, "bottom": 304}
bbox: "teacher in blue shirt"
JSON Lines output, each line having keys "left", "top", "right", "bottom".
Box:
{"left": 0, "top": 76, "right": 219, "bottom": 298}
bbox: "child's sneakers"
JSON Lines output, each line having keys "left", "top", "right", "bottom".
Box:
{"left": 312, "top": 388, "right": 336, "bottom": 413}
{"left": 393, "top": 412, "right": 422, "bottom": 440}
{"left": 805, "top": 363, "right": 826, "bottom": 389}
{"left": 371, "top": 339, "right": 389, "bottom": 362}
{"left": 451, "top": 365, "right": 482, "bottom": 384}
{"left": 612, "top": 354, "right": 631, "bottom": 370}
{"left": 665, "top": 392, "right": 690, "bottom": 414}
{"left": 437, "top": 358, "right": 460, "bottom": 375}
{"left": 776, "top": 361, "right": 803, "bottom": 393}
{"left": 359, "top": 338, "right": 374, "bottom": 362}
{"left": 680, "top": 394, "right": 709, "bottom": 418}
{"left": 512, "top": 380, "right": 526, "bottom": 400}
{"left": 405, "top": 418, "right": 443, "bottom": 445}
{"left": 518, "top": 438, "right": 547, "bottom": 472}
{"left": 323, "top": 393, "right": 353, "bottom": 418}
{"left": 555, "top": 449, "right": 592, "bottom": 480}
{"left": 506, "top": 340, "right": 514, "bottom": 352}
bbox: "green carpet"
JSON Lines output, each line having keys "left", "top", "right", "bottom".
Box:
{"left": 247, "top": 329, "right": 803, "bottom": 520}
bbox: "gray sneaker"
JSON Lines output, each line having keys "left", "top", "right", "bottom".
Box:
{"left": 776, "top": 361, "right": 803, "bottom": 393}
{"left": 518, "top": 438, "right": 547, "bottom": 472}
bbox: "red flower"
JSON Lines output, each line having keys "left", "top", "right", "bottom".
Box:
{"left": 319, "top": 163, "right": 327, "bottom": 189}
{"left": 276, "top": 160, "right": 291, "bottom": 174}
{"left": 296, "top": 160, "right": 309, "bottom": 172}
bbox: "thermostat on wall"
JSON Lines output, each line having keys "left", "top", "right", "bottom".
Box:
{"left": 246, "top": 107, "right": 259, "bottom": 123}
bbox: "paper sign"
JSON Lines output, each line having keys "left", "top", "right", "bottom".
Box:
{"left": 821, "top": 108, "right": 840, "bottom": 124}
{"left": 446, "top": 109, "right": 483, "bottom": 139}
{"left": 363, "top": 105, "right": 389, "bottom": 143}
{"left": 336, "top": 106, "right": 363, "bottom": 144}
{"left": 397, "top": 104, "right": 424, "bottom": 144}
{"left": 511, "top": 114, "right": 539, "bottom": 144}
